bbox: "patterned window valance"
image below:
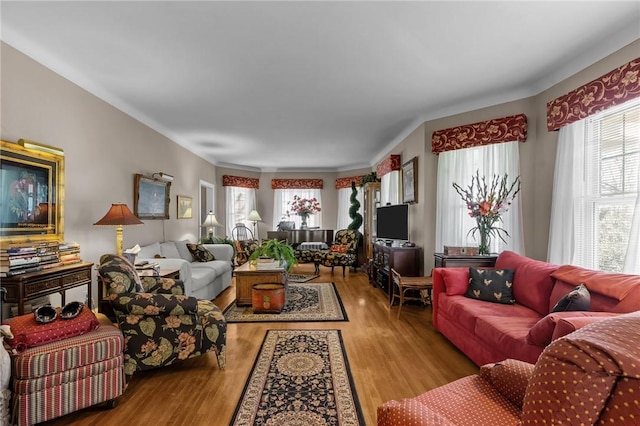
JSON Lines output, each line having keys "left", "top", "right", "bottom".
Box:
{"left": 222, "top": 175, "right": 260, "bottom": 189}
{"left": 431, "top": 114, "right": 528, "bottom": 154}
{"left": 376, "top": 155, "right": 401, "bottom": 178}
{"left": 547, "top": 57, "right": 640, "bottom": 131}
{"left": 335, "top": 176, "right": 363, "bottom": 189}
{"left": 271, "top": 179, "right": 324, "bottom": 190}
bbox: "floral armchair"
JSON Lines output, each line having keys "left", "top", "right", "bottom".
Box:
{"left": 316, "top": 229, "right": 360, "bottom": 276}
{"left": 97, "top": 254, "right": 226, "bottom": 379}
{"left": 234, "top": 239, "right": 259, "bottom": 266}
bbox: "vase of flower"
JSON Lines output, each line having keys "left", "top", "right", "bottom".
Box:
{"left": 453, "top": 171, "right": 521, "bottom": 255}
{"left": 299, "top": 212, "right": 310, "bottom": 229}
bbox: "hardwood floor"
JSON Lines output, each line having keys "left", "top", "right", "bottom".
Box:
{"left": 43, "top": 264, "right": 478, "bottom": 425}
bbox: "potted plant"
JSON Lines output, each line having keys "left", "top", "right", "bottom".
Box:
{"left": 249, "top": 239, "right": 298, "bottom": 273}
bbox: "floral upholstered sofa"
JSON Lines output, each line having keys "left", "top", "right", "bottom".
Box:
{"left": 378, "top": 311, "right": 640, "bottom": 425}
{"left": 97, "top": 254, "right": 226, "bottom": 378}
{"left": 135, "top": 240, "right": 233, "bottom": 300}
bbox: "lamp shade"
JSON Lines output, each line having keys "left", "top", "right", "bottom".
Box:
{"left": 247, "top": 210, "right": 262, "bottom": 222}
{"left": 201, "top": 211, "right": 222, "bottom": 228}
{"left": 94, "top": 203, "right": 143, "bottom": 256}
{"left": 94, "top": 203, "right": 143, "bottom": 226}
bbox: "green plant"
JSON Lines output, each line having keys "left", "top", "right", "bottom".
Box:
{"left": 347, "top": 181, "right": 363, "bottom": 230}
{"left": 359, "top": 172, "right": 380, "bottom": 187}
{"left": 249, "top": 239, "right": 298, "bottom": 272}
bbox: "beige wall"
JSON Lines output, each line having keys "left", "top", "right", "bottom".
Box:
{"left": 2, "top": 39, "right": 638, "bottom": 302}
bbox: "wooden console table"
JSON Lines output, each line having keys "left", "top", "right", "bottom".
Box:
{"left": 433, "top": 253, "right": 498, "bottom": 268}
{"left": 2, "top": 262, "right": 93, "bottom": 316}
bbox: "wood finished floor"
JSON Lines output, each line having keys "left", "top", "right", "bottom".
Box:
{"left": 43, "top": 264, "right": 478, "bottom": 426}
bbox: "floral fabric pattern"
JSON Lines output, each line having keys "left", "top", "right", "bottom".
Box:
{"left": 97, "top": 254, "right": 226, "bottom": 378}
{"left": 222, "top": 175, "right": 260, "bottom": 189}
{"left": 376, "top": 155, "right": 401, "bottom": 178}
{"left": 186, "top": 244, "right": 215, "bottom": 262}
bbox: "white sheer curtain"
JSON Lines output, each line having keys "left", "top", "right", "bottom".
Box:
{"left": 380, "top": 171, "right": 400, "bottom": 206}
{"left": 337, "top": 187, "right": 364, "bottom": 231}
{"left": 435, "top": 141, "right": 524, "bottom": 254}
{"left": 273, "top": 188, "right": 323, "bottom": 229}
{"left": 225, "top": 186, "right": 256, "bottom": 238}
{"left": 547, "top": 120, "right": 586, "bottom": 265}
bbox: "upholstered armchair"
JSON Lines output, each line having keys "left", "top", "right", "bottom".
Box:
{"left": 378, "top": 311, "right": 640, "bottom": 425}
{"left": 315, "top": 229, "right": 360, "bottom": 276}
{"left": 234, "top": 239, "right": 259, "bottom": 266}
{"left": 97, "top": 254, "right": 226, "bottom": 379}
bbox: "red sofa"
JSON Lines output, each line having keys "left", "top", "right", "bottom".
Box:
{"left": 378, "top": 311, "right": 640, "bottom": 425}
{"left": 432, "top": 250, "right": 640, "bottom": 366}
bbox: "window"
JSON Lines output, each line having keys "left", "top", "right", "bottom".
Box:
{"left": 225, "top": 186, "right": 256, "bottom": 238}
{"left": 273, "top": 188, "right": 322, "bottom": 229}
{"left": 435, "top": 141, "right": 524, "bottom": 254}
{"left": 578, "top": 100, "right": 640, "bottom": 272}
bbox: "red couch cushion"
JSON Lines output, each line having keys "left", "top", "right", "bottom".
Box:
{"left": 495, "top": 251, "right": 559, "bottom": 316}
{"left": 440, "top": 267, "right": 469, "bottom": 295}
{"left": 551, "top": 265, "right": 640, "bottom": 301}
{"left": 475, "top": 314, "right": 541, "bottom": 362}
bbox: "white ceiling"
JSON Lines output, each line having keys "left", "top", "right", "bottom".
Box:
{"left": 2, "top": 1, "right": 639, "bottom": 172}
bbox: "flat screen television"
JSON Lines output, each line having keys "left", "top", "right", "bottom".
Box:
{"left": 376, "top": 204, "right": 409, "bottom": 241}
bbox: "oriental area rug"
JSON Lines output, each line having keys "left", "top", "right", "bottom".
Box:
{"left": 230, "top": 329, "right": 364, "bottom": 426}
{"left": 223, "top": 282, "right": 348, "bottom": 323}
{"left": 288, "top": 273, "right": 319, "bottom": 283}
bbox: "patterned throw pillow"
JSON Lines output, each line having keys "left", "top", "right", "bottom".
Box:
{"left": 186, "top": 244, "right": 215, "bottom": 262}
{"left": 551, "top": 283, "right": 590, "bottom": 312}
{"left": 330, "top": 244, "right": 348, "bottom": 253}
{"left": 465, "top": 267, "right": 515, "bottom": 305}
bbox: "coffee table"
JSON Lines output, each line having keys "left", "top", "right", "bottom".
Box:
{"left": 235, "top": 260, "right": 287, "bottom": 306}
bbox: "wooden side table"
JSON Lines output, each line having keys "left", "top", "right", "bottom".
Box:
{"left": 2, "top": 262, "right": 93, "bottom": 315}
{"left": 433, "top": 253, "right": 498, "bottom": 268}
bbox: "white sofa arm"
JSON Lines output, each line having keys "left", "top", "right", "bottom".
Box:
{"left": 202, "top": 244, "right": 234, "bottom": 262}
{"left": 136, "top": 258, "right": 193, "bottom": 295}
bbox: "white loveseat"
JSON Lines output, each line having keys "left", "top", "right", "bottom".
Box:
{"left": 135, "top": 240, "right": 233, "bottom": 300}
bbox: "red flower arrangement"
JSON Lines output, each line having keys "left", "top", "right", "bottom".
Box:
{"left": 287, "top": 195, "right": 321, "bottom": 216}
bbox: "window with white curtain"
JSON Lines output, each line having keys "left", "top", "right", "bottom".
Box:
{"left": 225, "top": 186, "right": 256, "bottom": 238}
{"left": 273, "top": 188, "right": 322, "bottom": 229}
{"left": 435, "top": 141, "right": 524, "bottom": 254}
{"left": 380, "top": 171, "right": 400, "bottom": 206}
{"left": 550, "top": 99, "right": 640, "bottom": 273}
{"left": 337, "top": 186, "right": 364, "bottom": 231}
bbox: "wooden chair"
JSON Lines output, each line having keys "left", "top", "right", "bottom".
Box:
{"left": 390, "top": 268, "right": 432, "bottom": 318}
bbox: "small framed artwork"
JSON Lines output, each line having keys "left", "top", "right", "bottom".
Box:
{"left": 402, "top": 157, "right": 418, "bottom": 204}
{"left": 177, "top": 195, "right": 193, "bottom": 219}
{"left": 134, "top": 173, "right": 171, "bottom": 220}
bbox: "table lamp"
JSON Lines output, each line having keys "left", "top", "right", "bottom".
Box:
{"left": 94, "top": 203, "right": 143, "bottom": 255}
{"left": 201, "top": 211, "right": 222, "bottom": 239}
{"left": 247, "top": 209, "right": 262, "bottom": 238}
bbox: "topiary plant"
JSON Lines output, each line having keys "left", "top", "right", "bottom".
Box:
{"left": 347, "top": 181, "right": 363, "bottom": 230}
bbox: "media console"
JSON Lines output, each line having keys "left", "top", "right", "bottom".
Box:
{"left": 370, "top": 242, "right": 421, "bottom": 302}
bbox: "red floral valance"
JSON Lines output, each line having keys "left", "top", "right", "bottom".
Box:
{"left": 376, "top": 155, "right": 401, "bottom": 178}
{"left": 271, "top": 179, "right": 324, "bottom": 190}
{"left": 547, "top": 57, "right": 640, "bottom": 131}
{"left": 335, "top": 176, "right": 363, "bottom": 189}
{"left": 222, "top": 175, "right": 260, "bottom": 189}
{"left": 431, "top": 114, "right": 528, "bottom": 154}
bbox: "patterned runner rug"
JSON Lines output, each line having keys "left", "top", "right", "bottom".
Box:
{"left": 223, "top": 282, "right": 348, "bottom": 323}
{"left": 288, "top": 273, "right": 319, "bottom": 283}
{"left": 230, "top": 329, "right": 364, "bottom": 426}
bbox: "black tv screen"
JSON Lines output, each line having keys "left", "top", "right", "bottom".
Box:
{"left": 376, "top": 204, "right": 409, "bottom": 241}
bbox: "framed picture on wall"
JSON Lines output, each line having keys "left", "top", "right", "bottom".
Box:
{"left": 134, "top": 174, "right": 171, "bottom": 220}
{"left": 177, "top": 195, "right": 193, "bottom": 219}
{"left": 402, "top": 157, "right": 418, "bottom": 204}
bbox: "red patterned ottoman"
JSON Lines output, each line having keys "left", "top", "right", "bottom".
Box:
{"left": 10, "top": 316, "right": 125, "bottom": 426}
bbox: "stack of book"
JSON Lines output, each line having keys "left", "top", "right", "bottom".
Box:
{"left": 58, "top": 241, "right": 82, "bottom": 265}
{"left": 135, "top": 260, "right": 161, "bottom": 276}
{"left": 0, "top": 241, "right": 62, "bottom": 277}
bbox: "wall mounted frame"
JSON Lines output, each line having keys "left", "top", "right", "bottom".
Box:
{"left": 177, "top": 195, "right": 193, "bottom": 219}
{"left": 134, "top": 173, "right": 171, "bottom": 220}
{"left": 0, "top": 139, "right": 65, "bottom": 244}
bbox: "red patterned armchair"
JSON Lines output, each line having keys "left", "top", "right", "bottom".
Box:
{"left": 98, "top": 254, "right": 226, "bottom": 379}
{"left": 378, "top": 311, "right": 640, "bottom": 425}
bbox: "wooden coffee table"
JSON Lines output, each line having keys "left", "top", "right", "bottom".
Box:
{"left": 235, "top": 261, "right": 287, "bottom": 306}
